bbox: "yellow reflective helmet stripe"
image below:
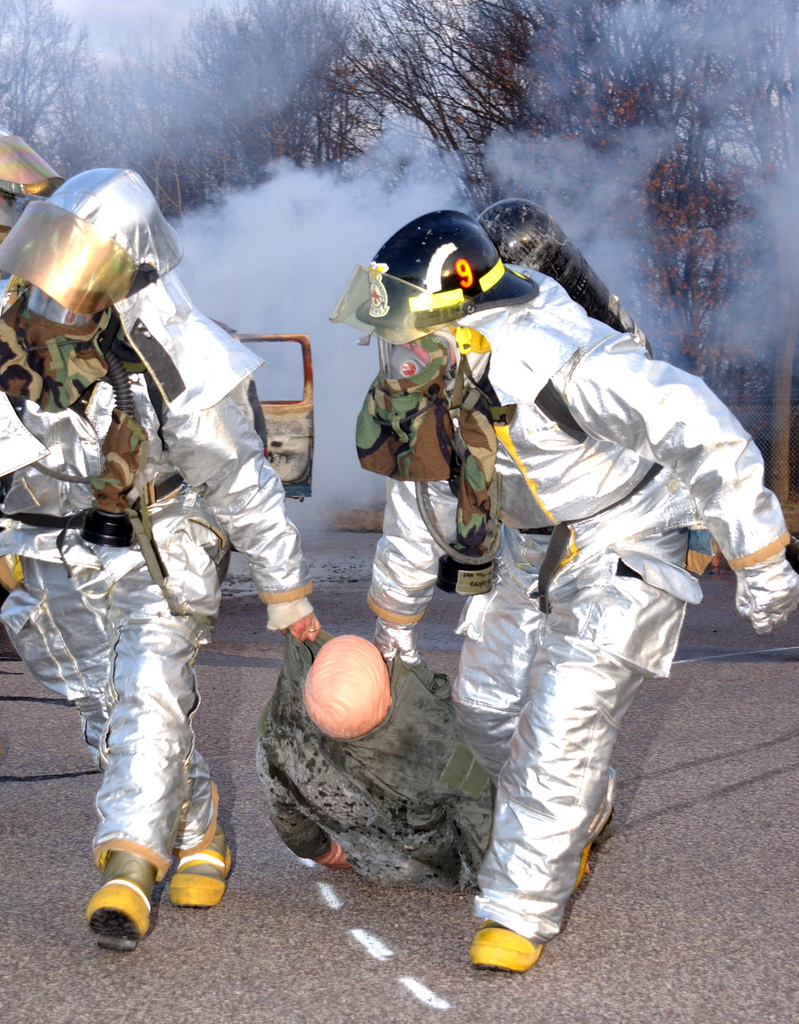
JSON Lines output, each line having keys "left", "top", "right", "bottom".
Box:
{"left": 479, "top": 259, "right": 504, "bottom": 292}
{"left": 407, "top": 259, "right": 506, "bottom": 313}
{"left": 408, "top": 286, "right": 464, "bottom": 312}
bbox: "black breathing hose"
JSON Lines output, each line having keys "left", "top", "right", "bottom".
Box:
{"left": 105, "top": 347, "right": 136, "bottom": 417}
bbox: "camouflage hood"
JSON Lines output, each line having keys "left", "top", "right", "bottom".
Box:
{"left": 356, "top": 331, "right": 508, "bottom": 560}
{"left": 0, "top": 285, "right": 110, "bottom": 412}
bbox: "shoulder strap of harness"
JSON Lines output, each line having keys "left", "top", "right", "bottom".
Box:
{"left": 533, "top": 380, "right": 587, "bottom": 442}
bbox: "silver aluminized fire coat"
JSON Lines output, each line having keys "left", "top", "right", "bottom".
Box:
{"left": 0, "top": 170, "right": 313, "bottom": 874}
{"left": 368, "top": 270, "right": 789, "bottom": 943}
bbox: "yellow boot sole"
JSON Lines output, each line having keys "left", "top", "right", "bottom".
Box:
{"left": 169, "top": 847, "right": 232, "bottom": 907}
{"left": 85, "top": 880, "right": 150, "bottom": 951}
{"left": 575, "top": 805, "right": 614, "bottom": 889}
{"left": 470, "top": 922, "right": 543, "bottom": 973}
{"left": 575, "top": 841, "right": 592, "bottom": 888}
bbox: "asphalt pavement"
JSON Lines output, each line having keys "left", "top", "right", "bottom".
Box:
{"left": 1, "top": 527, "right": 797, "bottom": 1024}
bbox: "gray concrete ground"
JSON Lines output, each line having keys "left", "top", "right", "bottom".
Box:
{"left": 1, "top": 527, "right": 798, "bottom": 1024}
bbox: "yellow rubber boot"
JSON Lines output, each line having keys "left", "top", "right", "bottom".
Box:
{"left": 576, "top": 805, "right": 614, "bottom": 888}
{"left": 169, "top": 825, "right": 231, "bottom": 907}
{"left": 85, "top": 851, "right": 156, "bottom": 951}
{"left": 470, "top": 921, "right": 543, "bottom": 973}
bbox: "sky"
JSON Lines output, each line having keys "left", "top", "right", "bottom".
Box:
{"left": 54, "top": 0, "right": 194, "bottom": 54}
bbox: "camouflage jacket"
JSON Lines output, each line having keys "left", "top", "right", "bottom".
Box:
{"left": 257, "top": 634, "right": 494, "bottom": 890}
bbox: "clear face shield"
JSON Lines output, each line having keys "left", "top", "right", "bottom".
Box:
{"left": 0, "top": 133, "right": 62, "bottom": 197}
{"left": 0, "top": 200, "right": 140, "bottom": 315}
{"left": 376, "top": 333, "right": 459, "bottom": 381}
{"left": 330, "top": 262, "right": 469, "bottom": 346}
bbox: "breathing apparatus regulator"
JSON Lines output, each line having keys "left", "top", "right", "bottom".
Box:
{"left": 79, "top": 315, "right": 141, "bottom": 548}
{"left": 331, "top": 209, "right": 538, "bottom": 595}
{"left": 0, "top": 281, "right": 153, "bottom": 549}
{"left": 34, "top": 272, "right": 158, "bottom": 550}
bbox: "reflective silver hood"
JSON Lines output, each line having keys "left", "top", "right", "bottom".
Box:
{"left": 46, "top": 167, "right": 183, "bottom": 276}
{"left": 0, "top": 168, "right": 183, "bottom": 315}
{"left": 0, "top": 126, "right": 63, "bottom": 198}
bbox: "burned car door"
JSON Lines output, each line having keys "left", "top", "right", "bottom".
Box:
{"left": 238, "top": 333, "right": 314, "bottom": 499}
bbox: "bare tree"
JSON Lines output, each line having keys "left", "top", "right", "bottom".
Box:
{"left": 724, "top": 0, "right": 799, "bottom": 498}
{"left": 148, "top": 0, "right": 369, "bottom": 209}
{"left": 0, "top": 0, "right": 93, "bottom": 154}
{"left": 339, "top": 0, "right": 544, "bottom": 204}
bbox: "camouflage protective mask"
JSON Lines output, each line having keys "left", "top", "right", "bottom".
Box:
{"left": 0, "top": 289, "right": 110, "bottom": 412}
{"left": 356, "top": 332, "right": 507, "bottom": 561}
{"left": 356, "top": 333, "right": 455, "bottom": 482}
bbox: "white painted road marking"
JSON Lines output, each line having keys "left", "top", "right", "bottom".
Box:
{"left": 674, "top": 645, "right": 799, "bottom": 664}
{"left": 350, "top": 929, "right": 394, "bottom": 961}
{"left": 299, "top": 856, "right": 455, "bottom": 1007}
{"left": 317, "top": 882, "right": 343, "bottom": 909}
{"left": 399, "top": 977, "right": 451, "bottom": 1010}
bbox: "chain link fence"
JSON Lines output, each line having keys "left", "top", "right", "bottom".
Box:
{"left": 727, "top": 398, "right": 799, "bottom": 530}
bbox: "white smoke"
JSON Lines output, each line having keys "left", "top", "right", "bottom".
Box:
{"left": 177, "top": 128, "right": 465, "bottom": 522}
{"left": 483, "top": 129, "right": 666, "bottom": 332}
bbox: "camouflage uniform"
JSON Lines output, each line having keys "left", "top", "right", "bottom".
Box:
{"left": 258, "top": 634, "right": 493, "bottom": 890}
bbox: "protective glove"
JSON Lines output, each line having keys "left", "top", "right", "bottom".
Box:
{"left": 735, "top": 550, "right": 799, "bottom": 635}
{"left": 373, "top": 618, "right": 420, "bottom": 666}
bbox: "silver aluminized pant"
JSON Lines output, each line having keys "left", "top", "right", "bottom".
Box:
{"left": 453, "top": 544, "right": 686, "bottom": 944}
{"left": 1, "top": 518, "right": 223, "bottom": 877}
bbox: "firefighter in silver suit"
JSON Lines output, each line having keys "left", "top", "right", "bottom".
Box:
{"left": 0, "top": 126, "right": 63, "bottom": 242}
{"left": 0, "top": 168, "right": 320, "bottom": 950}
{"left": 331, "top": 210, "right": 799, "bottom": 972}
{"left": 0, "top": 127, "right": 61, "bottom": 761}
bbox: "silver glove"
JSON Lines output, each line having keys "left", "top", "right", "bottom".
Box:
{"left": 373, "top": 618, "right": 420, "bottom": 666}
{"left": 735, "top": 550, "right": 799, "bottom": 635}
